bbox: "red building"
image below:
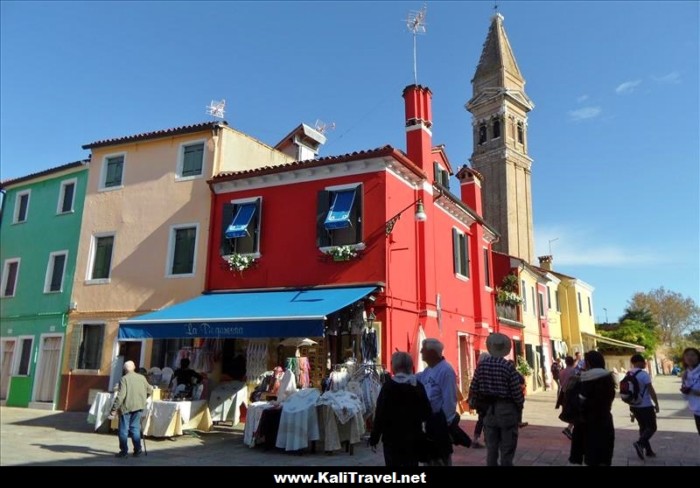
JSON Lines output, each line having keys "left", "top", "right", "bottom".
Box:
{"left": 195, "top": 85, "right": 497, "bottom": 392}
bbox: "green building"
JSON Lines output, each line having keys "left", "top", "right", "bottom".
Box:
{"left": 1, "top": 161, "right": 88, "bottom": 409}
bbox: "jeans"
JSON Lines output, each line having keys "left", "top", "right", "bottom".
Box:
{"left": 630, "top": 406, "right": 657, "bottom": 452}
{"left": 118, "top": 410, "right": 143, "bottom": 455}
{"left": 483, "top": 401, "right": 520, "bottom": 466}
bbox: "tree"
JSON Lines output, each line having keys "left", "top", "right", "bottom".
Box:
{"left": 618, "top": 307, "right": 656, "bottom": 330}
{"left": 627, "top": 287, "right": 700, "bottom": 347}
{"left": 598, "top": 319, "right": 660, "bottom": 360}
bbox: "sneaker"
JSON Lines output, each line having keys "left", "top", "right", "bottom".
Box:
{"left": 133, "top": 450, "right": 143, "bottom": 458}
{"left": 115, "top": 452, "right": 128, "bottom": 458}
{"left": 633, "top": 441, "right": 645, "bottom": 460}
{"left": 562, "top": 428, "right": 573, "bottom": 440}
{"left": 645, "top": 450, "right": 656, "bottom": 458}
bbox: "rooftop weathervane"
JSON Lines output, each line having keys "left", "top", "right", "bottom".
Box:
{"left": 206, "top": 99, "right": 226, "bottom": 119}
{"left": 405, "top": 5, "right": 427, "bottom": 85}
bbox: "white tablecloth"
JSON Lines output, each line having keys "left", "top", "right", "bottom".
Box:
{"left": 316, "top": 390, "right": 365, "bottom": 452}
{"left": 275, "top": 388, "right": 320, "bottom": 451}
{"left": 243, "top": 401, "right": 277, "bottom": 448}
{"left": 87, "top": 392, "right": 116, "bottom": 432}
{"left": 209, "top": 381, "right": 248, "bottom": 425}
{"left": 142, "top": 400, "right": 212, "bottom": 437}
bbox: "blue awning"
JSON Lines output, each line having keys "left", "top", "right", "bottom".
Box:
{"left": 118, "top": 286, "right": 376, "bottom": 339}
{"left": 324, "top": 190, "right": 355, "bottom": 230}
{"left": 225, "top": 203, "right": 257, "bottom": 239}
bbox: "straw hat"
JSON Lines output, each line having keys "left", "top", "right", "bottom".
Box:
{"left": 486, "top": 333, "right": 511, "bottom": 358}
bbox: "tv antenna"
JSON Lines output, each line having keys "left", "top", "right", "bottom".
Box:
{"left": 314, "top": 119, "right": 336, "bottom": 134}
{"left": 548, "top": 237, "right": 560, "bottom": 256}
{"left": 405, "top": 4, "right": 427, "bottom": 85}
{"left": 206, "top": 99, "right": 226, "bottom": 119}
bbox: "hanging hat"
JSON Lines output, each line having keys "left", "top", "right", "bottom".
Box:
{"left": 486, "top": 333, "right": 511, "bottom": 358}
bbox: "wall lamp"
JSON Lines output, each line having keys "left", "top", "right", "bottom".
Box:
{"left": 385, "top": 198, "right": 427, "bottom": 236}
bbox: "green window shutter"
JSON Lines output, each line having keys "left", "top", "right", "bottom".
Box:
{"left": 316, "top": 191, "right": 331, "bottom": 247}
{"left": 172, "top": 227, "right": 196, "bottom": 274}
{"left": 452, "top": 229, "right": 459, "bottom": 275}
{"left": 105, "top": 157, "right": 123, "bottom": 187}
{"left": 50, "top": 254, "right": 66, "bottom": 291}
{"left": 61, "top": 183, "right": 75, "bottom": 212}
{"left": 92, "top": 236, "right": 114, "bottom": 279}
{"left": 220, "top": 204, "right": 236, "bottom": 256}
{"left": 483, "top": 247, "right": 490, "bottom": 286}
{"left": 460, "top": 234, "right": 469, "bottom": 277}
{"left": 70, "top": 324, "right": 84, "bottom": 369}
{"left": 353, "top": 185, "right": 363, "bottom": 245}
{"left": 182, "top": 143, "right": 204, "bottom": 177}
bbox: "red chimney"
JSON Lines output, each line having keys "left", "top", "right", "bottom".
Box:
{"left": 455, "top": 165, "right": 484, "bottom": 216}
{"left": 402, "top": 85, "right": 433, "bottom": 177}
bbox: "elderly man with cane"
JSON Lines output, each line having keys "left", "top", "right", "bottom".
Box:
{"left": 110, "top": 360, "right": 153, "bottom": 458}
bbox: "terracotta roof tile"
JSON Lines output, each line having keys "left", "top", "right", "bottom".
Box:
{"left": 1, "top": 160, "right": 88, "bottom": 189}
{"left": 82, "top": 121, "right": 227, "bottom": 150}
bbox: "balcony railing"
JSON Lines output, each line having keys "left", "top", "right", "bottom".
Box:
{"left": 496, "top": 303, "right": 519, "bottom": 322}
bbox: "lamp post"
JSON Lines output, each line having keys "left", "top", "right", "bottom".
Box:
{"left": 385, "top": 199, "right": 427, "bottom": 236}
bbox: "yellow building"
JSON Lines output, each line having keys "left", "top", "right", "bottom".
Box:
{"left": 61, "top": 121, "right": 317, "bottom": 410}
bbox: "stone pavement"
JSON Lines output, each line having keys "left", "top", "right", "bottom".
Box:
{"left": 1, "top": 375, "right": 697, "bottom": 467}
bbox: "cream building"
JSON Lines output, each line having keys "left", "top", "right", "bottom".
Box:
{"left": 61, "top": 121, "right": 302, "bottom": 410}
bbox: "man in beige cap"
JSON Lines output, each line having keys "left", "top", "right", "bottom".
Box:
{"left": 468, "top": 333, "right": 524, "bottom": 466}
{"left": 110, "top": 360, "right": 153, "bottom": 458}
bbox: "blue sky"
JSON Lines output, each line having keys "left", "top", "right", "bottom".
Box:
{"left": 1, "top": 1, "right": 698, "bottom": 324}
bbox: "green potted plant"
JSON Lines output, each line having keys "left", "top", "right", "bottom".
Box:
{"left": 325, "top": 245, "right": 358, "bottom": 262}
{"left": 516, "top": 356, "right": 533, "bottom": 377}
{"left": 226, "top": 253, "right": 257, "bottom": 272}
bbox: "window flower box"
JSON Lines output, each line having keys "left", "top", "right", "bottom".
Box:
{"left": 225, "top": 253, "right": 258, "bottom": 273}
{"left": 324, "top": 245, "right": 359, "bottom": 262}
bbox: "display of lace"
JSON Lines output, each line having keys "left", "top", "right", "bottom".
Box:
{"left": 298, "top": 357, "right": 310, "bottom": 388}
{"left": 246, "top": 340, "right": 268, "bottom": 381}
{"left": 169, "top": 339, "right": 223, "bottom": 373}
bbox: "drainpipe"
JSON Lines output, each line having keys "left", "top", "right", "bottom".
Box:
{"left": 64, "top": 369, "right": 73, "bottom": 411}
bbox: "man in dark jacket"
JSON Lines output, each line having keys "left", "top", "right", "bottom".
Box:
{"left": 110, "top": 360, "right": 153, "bottom": 458}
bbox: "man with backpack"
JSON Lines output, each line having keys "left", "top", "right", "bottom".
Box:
{"left": 621, "top": 354, "right": 660, "bottom": 459}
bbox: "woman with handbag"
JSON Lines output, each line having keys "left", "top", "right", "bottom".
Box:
{"left": 369, "top": 351, "right": 432, "bottom": 466}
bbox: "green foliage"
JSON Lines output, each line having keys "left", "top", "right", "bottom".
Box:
{"left": 598, "top": 319, "right": 660, "bottom": 359}
{"left": 516, "top": 356, "right": 533, "bottom": 377}
{"left": 628, "top": 287, "right": 700, "bottom": 347}
{"left": 496, "top": 273, "right": 523, "bottom": 305}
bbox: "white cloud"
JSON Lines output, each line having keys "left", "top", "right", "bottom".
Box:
{"left": 535, "top": 225, "right": 664, "bottom": 268}
{"left": 576, "top": 95, "right": 589, "bottom": 103}
{"left": 568, "top": 106, "right": 601, "bottom": 121}
{"left": 652, "top": 71, "right": 681, "bottom": 84}
{"left": 615, "top": 80, "right": 642, "bottom": 94}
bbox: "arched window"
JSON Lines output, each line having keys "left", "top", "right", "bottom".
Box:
{"left": 493, "top": 118, "right": 501, "bottom": 139}
{"left": 517, "top": 122, "right": 524, "bottom": 144}
{"left": 478, "top": 124, "right": 487, "bottom": 145}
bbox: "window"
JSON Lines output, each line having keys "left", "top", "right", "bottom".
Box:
{"left": 433, "top": 163, "right": 451, "bottom": 189}
{"left": 16, "top": 338, "right": 33, "bottom": 376}
{"left": 531, "top": 287, "right": 536, "bottom": 316}
{"left": 483, "top": 248, "right": 491, "bottom": 287}
{"left": 317, "top": 185, "right": 362, "bottom": 247}
{"left": 57, "top": 179, "right": 76, "bottom": 214}
{"left": 452, "top": 229, "right": 469, "bottom": 278}
{"left": 1, "top": 259, "right": 20, "bottom": 297}
{"left": 493, "top": 118, "right": 501, "bottom": 139}
{"left": 546, "top": 286, "right": 552, "bottom": 309}
{"left": 168, "top": 225, "right": 198, "bottom": 276}
{"left": 178, "top": 142, "right": 205, "bottom": 178}
{"left": 221, "top": 198, "right": 262, "bottom": 256}
{"left": 101, "top": 155, "right": 124, "bottom": 189}
{"left": 478, "top": 124, "right": 487, "bottom": 145}
{"left": 77, "top": 324, "right": 104, "bottom": 370}
{"left": 538, "top": 292, "right": 545, "bottom": 318}
{"left": 521, "top": 280, "right": 527, "bottom": 311}
{"left": 555, "top": 291, "right": 561, "bottom": 312}
{"left": 13, "top": 190, "right": 30, "bottom": 223}
{"left": 88, "top": 234, "right": 115, "bottom": 281}
{"left": 587, "top": 296, "right": 592, "bottom": 316}
{"left": 577, "top": 292, "right": 582, "bottom": 313}
{"left": 44, "top": 251, "right": 68, "bottom": 293}
{"left": 517, "top": 122, "right": 524, "bottom": 144}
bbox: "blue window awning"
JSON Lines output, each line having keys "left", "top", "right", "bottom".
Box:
{"left": 225, "top": 203, "right": 256, "bottom": 239}
{"left": 119, "top": 286, "right": 376, "bottom": 339}
{"left": 324, "top": 190, "right": 355, "bottom": 230}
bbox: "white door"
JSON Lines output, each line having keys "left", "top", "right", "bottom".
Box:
{"left": 33, "top": 336, "right": 63, "bottom": 403}
{"left": 1, "top": 339, "right": 16, "bottom": 400}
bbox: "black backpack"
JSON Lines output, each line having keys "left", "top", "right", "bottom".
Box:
{"left": 619, "top": 370, "right": 644, "bottom": 406}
